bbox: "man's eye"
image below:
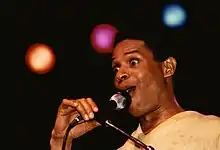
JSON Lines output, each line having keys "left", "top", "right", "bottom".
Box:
{"left": 129, "top": 59, "right": 139, "bottom": 66}
{"left": 113, "top": 67, "right": 119, "bottom": 73}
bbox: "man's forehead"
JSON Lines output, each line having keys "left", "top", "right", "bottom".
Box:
{"left": 115, "top": 39, "right": 145, "bottom": 50}
{"left": 112, "top": 39, "right": 145, "bottom": 57}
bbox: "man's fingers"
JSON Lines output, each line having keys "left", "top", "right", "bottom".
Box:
{"left": 87, "top": 98, "right": 99, "bottom": 112}
{"left": 80, "top": 98, "right": 94, "bottom": 119}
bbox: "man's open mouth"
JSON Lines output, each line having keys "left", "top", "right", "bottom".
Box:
{"left": 125, "top": 86, "right": 136, "bottom": 96}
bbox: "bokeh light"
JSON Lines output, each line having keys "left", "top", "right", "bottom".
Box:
{"left": 90, "top": 24, "right": 118, "bottom": 54}
{"left": 25, "top": 43, "right": 56, "bottom": 74}
{"left": 162, "top": 4, "right": 187, "bottom": 28}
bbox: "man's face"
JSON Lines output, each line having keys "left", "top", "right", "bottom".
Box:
{"left": 112, "top": 39, "right": 166, "bottom": 117}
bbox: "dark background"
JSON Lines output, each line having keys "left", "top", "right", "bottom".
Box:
{"left": 6, "top": 0, "right": 220, "bottom": 149}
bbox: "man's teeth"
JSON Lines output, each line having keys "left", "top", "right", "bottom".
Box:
{"left": 126, "top": 87, "right": 135, "bottom": 93}
{"left": 126, "top": 88, "right": 131, "bottom": 93}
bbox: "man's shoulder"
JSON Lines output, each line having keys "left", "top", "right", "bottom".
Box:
{"left": 179, "top": 111, "right": 220, "bottom": 135}
{"left": 190, "top": 111, "right": 220, "bottom": 123}
{"left": 178, "top": 111, "right": 219, "bottom": 121}
{"left": 202, "top": 113, "right": 220, "bottom": 128}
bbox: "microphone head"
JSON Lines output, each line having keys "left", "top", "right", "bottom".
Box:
{"left": 109, "top": 91, "right": 131, "bottom": 111}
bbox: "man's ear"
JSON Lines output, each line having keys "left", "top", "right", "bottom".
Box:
{"left": 162, "top": 57, "right": 177, "bottom": 78}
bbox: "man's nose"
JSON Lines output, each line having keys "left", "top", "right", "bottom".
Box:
{"left": 116, "top": 72, "right": 129, "bottom": 83}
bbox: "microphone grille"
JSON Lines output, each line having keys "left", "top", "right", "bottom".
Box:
{"left": 110, "top": 92, "right": 127, "bottom": 110}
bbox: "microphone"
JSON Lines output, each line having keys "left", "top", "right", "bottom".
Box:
{"left": 69, "top": 91, "right": 131, "bottom": 127}
{"left": 64, "top": 91, "right": 155, "bottom": 150}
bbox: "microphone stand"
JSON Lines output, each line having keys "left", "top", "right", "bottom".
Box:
{"left": 105, "top": 120, "right": 154, "bottom": 150}
{"left": 62, "top": 117, "right": 154, "bottom": 150}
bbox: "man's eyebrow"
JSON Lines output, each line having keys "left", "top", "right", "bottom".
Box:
{"left": 112, "top": 49, "right": 140, "bottom": 60}
{"left": 124, "top": 49, "right": 140, "bottom": 55}
{"left": 111, "top": 49, "right": 141, "bottom": 68}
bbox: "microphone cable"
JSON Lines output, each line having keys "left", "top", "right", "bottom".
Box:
{"left": 62, "top": 115, "right": 83, "bottom": 150}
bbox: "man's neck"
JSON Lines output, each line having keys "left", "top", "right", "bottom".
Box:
{"left": 139, "top": 99, "right": 184, "bottom": 135}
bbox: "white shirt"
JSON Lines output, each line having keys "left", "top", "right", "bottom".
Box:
{"left": 118, "top": 111, "right": 220, "bottom": 150}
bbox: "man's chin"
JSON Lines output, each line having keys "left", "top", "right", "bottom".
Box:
{"left": 128, "top": 104, "right": 142, "bottom": 118}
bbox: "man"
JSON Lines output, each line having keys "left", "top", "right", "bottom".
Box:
{"left": 50, "top": 34, "right": 220, "bottom": 150}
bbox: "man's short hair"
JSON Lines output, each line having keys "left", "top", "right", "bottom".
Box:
{"left": 113, "top": 28, "right": 174, "bottom": 62}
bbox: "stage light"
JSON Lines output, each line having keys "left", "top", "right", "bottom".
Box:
{"left": 25, "top": 43, "right": 56, "bottom": 75}
{"left": 162, "top": 4, "right": 187, "bottom": 28}
{"left": 90, "top": 24, "right": 118, "bottom": 54}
